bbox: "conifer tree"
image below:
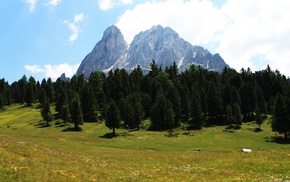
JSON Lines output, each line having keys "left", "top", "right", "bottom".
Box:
{"left": 272, "top": 94, "right": 289, "bottom": 139}
{"left": 226, "top": 104, "right": 233, "bottom": 124}
{"left": 105, "top": 100, "right": 121, "bottom": 135}
{"left": 233, "top": 103, "right": 242, "bottom": 125}
{"left": 70, "top": 94, "right": 83, "bottom": 130}
{"left": 166, "top": 85, "right": 181, "bottom": 127}
{"left": 81, "top": 84, "right": 98, "bottom": 122}
{"left": 150, "top": 90, "right": 175, "bottom": 130}
{"left": 190, "top": 96, "right": 203, "bottom": 129}
{"left": 41, "top": 96, "right": 53, "bottom": 126}
{"left": 255, "top": 106, "right": 263, "bottom": 130}
{"left": 61, "top": 101, "right": 70, "bottom": 125}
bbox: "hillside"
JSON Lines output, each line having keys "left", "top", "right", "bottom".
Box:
{"left": 1, "top": 104, "right": 290, "bottom": 181}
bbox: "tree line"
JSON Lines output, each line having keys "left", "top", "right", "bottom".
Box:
{"left": 0, "top": 61, "right": 290, "bottom": 138}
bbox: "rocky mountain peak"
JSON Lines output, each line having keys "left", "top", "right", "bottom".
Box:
{"left": 77, "top": 25, "right": 229, "bottom": 79}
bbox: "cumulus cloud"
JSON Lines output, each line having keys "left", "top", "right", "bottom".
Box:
{"left": 46, "top": 0, "right": 61, "bottom": 7}
{"left": 219, "top": 0, "right": 290, "bottom": 74}
{"left": 24, "top": 63, "right": 80, "bottom": 80}
{"left": 98, "top": 0, "right": 133, "bottom": 11}
{"left": 116, "top": 0, "right": 227, "bottom": 46}
{"left": 116, "top": 0, "right": 290, "bottom": 76}
{"left": 25, "top": 0, "right": 37, "bottom": 12}
{"left": 63, "top": 13, "right": 85, "bottom": 44}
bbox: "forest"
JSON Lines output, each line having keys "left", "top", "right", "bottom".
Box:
{"left": 1, "top": 61, "right": 290, "bottom": 139}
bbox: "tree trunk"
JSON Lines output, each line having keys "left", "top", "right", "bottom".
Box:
{"left": 284, "top": 132, "right": 288, "bottom": 139}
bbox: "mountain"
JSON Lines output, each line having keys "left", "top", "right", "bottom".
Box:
{"left": 76, "top": 25, "right": 229, "bottom": 79}
{"left": 76, "top": 25, "right": 128, "bottom": 79}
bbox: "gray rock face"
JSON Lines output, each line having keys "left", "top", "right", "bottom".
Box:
{"left": 77, "top": 25, "right": 229, "bottom": 79}
{"left": 76, "top": 25, "right": 128, "bottom": 78}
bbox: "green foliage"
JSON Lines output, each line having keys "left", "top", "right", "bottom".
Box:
{"left": 272, "top": 94, "right": 290, "bottom": 139}
{"left": 233, "top": 103, "right": 242, "bottom": 125}
{"left": 119, "top": 93, "right": 144, "bottom": 129}
{"left": 70, "top": 94, "right": 83, "bottom": 129}
{"left": 105, "top": 100, "right": 121, "bottom": 135}
{"left": 3, "top": 62, "right": 290, "bottom": 132}
{"left": 255, "top": 106, "right": 263, "bottom": 130}
{"left": 150, "top": 90, "right": 175, "bottom": 130}
{"left": 41, "top": 97, "right": 53, "bottom": 126}
{"left": 80, "top": 84, "right": 98, "bottom": 122}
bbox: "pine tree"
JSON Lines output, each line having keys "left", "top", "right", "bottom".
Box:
{"left": 190, "top": 96, "right": 203, "bottom": 129}
{"left": 255, "top": 106, "right": 263, "bottom": 130}
{"left": 61, "top": 102, "right": 70, "bottom": 125}
{"left": 41, "top": 96, "right": 53, "bottom": 126}
{"left": 272, "top": 94, "right": 289, "bottom": 139}
{"left": 150, "top": 90, "right": 175, "bottom": 130}
{"left": 0, "top": 94, "right": 4, "bottom": 110}
{"left": 70, "top": 94, "right": 83, "bottom": 130}
{"left": 81, "top": 84, "right": 98, "bottom": 122}
{"left": 226, "top": 104, "right": 233, "bottom": 124}
{"left": 105, "top": 100, "right": 121, "bottom": 135}
{"left": 233, "top": 103, "right": 242, "bottom": 125}
{"left": 166, "top": 85, "right": 181, "bottom": 127}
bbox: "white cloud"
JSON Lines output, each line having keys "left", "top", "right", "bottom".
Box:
{"left": 47, "top": 0, "right": 61, "bottom": 7}
{"left": 219, "top": 0, "right": 290, "bottom": 75}
{"left": 98, "top": 0, "right": 133, "bottom": 11}
{"left": 116, "top": 0, "right": 227, "bottom": 46}
{"left": 25, "top": 0, "right": 37, "bottom": 12}
{"left": 24, "top": 63, "right": 80, "bottom": 80}
{"left": 116, "top": 0, "right": 290, "bottom": 76}
{"left": 63, "top": 13, "right": 85, "bottom": 44}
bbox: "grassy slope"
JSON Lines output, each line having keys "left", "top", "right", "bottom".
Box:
{"left": 0, "top": 104, "right": 290, "bottom": 181}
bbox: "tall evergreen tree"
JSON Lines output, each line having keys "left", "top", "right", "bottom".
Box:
{"left": 70, "top": 94, "right": 83, "bottom": 130}
{"left": 206, "top": 81, "right": 223, "bottom": 125}
{"left": 226, "top": 104, "right": 233, "bottom": 124}
{"left": 89, "top": 71, "right": 106, "bottom": 108}
{"left": 81, "top": 84, "right": 98, "bottom": 122}
{"left": 105, "top": 100, "right": 121, "bottom": 135}
{"left": 166, "top": 85, "right": 181, "bottom": 127}
{"left": 255, "top": 85, "right": 267, "bottom": 114}
{"left": 150, "top": 90, "right": 175, "bottom": 130}
{"left": 61, "top": 100, "right": 70, "bottom": 125}
{"left": 272, "top": 94, "right": 289, "bottom": 139}
{"left": 255, "top": 106, "right": 263, "bottom": 130}
{"left": 120, "top": 93, "right": 145, "bottom": 129}
{"left": 233, "top": 103, "right": 242, "bottom": 125}
{"left": 41, "top": 96, "right": 53, "bottom": 126}
{"left": 190, "top": 96, "right": 203, "bottom": 129}
{"left": 46, "top": 78, "right": 55, "bottom": 103}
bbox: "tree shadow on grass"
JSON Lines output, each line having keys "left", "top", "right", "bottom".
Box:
{"left": 265, "top": 136, "right": 290, "bottom": 144}
{"left": 99, "top": 132, "right": 117, "bottom": 139}
{"left": 62, "top": 127, "right": 82, "bottom": 132}
{"left": 34, "top": 122, "right": 51, "bottom": 128}
{"left": 254, "top": 128, "right": 263, "bottom": 132}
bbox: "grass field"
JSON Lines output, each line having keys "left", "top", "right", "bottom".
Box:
{"left": 1, "top": 104, "right": 290, "bottom": 181}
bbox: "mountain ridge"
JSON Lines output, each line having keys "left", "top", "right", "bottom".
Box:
{"left": 76, "top": 25, "right": 229, "bottom": 79}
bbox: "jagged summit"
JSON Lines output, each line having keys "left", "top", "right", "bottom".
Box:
{"left": 76, "top": 25, "right": 128, "bottom": 78}
{"left": 77, "top": 25, "right": 229, "bottom": 79}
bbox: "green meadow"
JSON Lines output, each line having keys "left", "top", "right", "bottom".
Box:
{"left": 0, "top": 104, "right": 290, "bottom": 181}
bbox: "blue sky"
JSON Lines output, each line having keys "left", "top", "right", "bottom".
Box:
{"left": 1, "top": 0, "right": 290, "bottom": 83}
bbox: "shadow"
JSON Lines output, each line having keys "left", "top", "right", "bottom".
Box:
{"left": 265, "top": 136, "right": 290, "bottom": 144}
{"left": 254, "top": 128, "right": 263, "bottom": 132}
{"left": 34, "top": 122, "right": 51, "bottom": 128}
{"left": 62, "top": 127, "right": 82, "bottom": 132}
{"left": 55, "top": 123, "right": 67, "bottom": 128}
{"left": 99, "top": 132, "right": 117, "bottom": 139}
{"left": 19, "top": 104, "right": 33, "bottom": 109}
